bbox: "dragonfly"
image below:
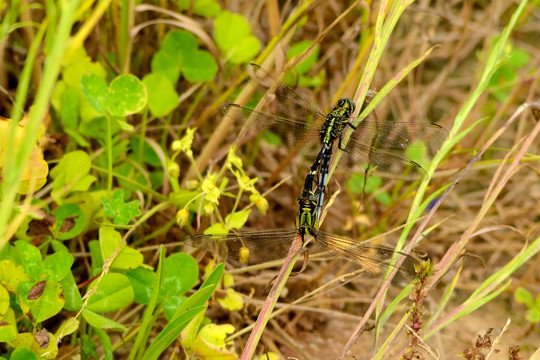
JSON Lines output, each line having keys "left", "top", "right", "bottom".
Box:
{"left": 221, "top": 63, "right": 449, "bottom": 218}
{"left": 184, "top": 190, "right": 418, "bottom": 281}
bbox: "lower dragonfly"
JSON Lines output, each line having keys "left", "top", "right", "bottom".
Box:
{"left": 221, "top": 64, "right": 448, "bottom": 219}
{"left": 185, "top": 185, "right": 417, "bottom": 281}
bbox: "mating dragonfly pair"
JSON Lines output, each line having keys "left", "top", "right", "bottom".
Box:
{"left": 186, "top": 64, "right": 448, "bottom": 279}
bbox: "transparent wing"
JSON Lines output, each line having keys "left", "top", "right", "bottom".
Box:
{"left": 351, "top": 119, "right": 448, "bottom": 155}
{"left": 337, "top": 119, "right": 448, "bottom": 179}
{"left": 310, "top": 231, "right": 418, "bottom": 281}
{"left": 185, "top": 229, "right": 419, "bottom": 281}
{"left": 220, "top": 103, "right": 322, "bottom": 151}
{"left": 184, "top": 229, "right": 299, "bottom": 265}
{"left": 246, "top": 63, "right": 327, "bottom": 123}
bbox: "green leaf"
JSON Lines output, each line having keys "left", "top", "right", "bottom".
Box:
{"left": 141, "top": 306, "right": 206, "bottom": 360}
{"left": 52, "top": 203, "right": 86, "bottom": 240}
{"left": 214, "top": 11, "right": 260, "bottom": 64}
{"left": 99, "top": 226, "right": 144, "bottom": 270}
{"left": 191, "top": 324, "right": 237, "bottom": 360}
{"left": 142, "top": 73, "right": 179, "bottom": 117}
{"left": 27, "top": 281, "right": 65, "bottom": 322}
{"left": 82, "top": 309, "right": 128, "bottom": 331}
{"left": 94, "top": 328, "right": 113, "bottom": 360}
{"left": 0, "top": 260, "right": 31, "bottom": 292}
{"left": 254, "top": 352, "right": 280, "bottom": 360}
{"left": 163, "top": 295, "right": 187, "bottom": 321}
{"left": 286, "top": 40, "right": 320, "bottom": 75}
{"left": 225, "top": 210, "right": 251, "bottom": 229}
{"left": 515, "top": 287, "right": 533, "bottom": 306}
{"left": 527, "top": 307, "right": 540, "bottom": 323}
{"left": 0, "top": 308, "right": 17, "bottom": 342}
{"left": 161, "top": 253, "right": 199, "bottom": 297}
{"left": 203, "top": 223, "right": 228, "bottom": 234}
{"left": 14, "top": 241, "right": 42, "bottom": 281}
{"left": 101, "top": 189, "right": 142, "bottom": 225}
{"left": 55, "top": 317, "right": 80, "bottom": 338}
{"left": 63, "top": 48, "right": 108, "bottom": 90}
{"left": 49, "top": 151, "right": 95, "bottom": 201}
{"left": 107, "top": 74, "right": 148, "bottom": 116}
{"left": 130, "top": 138, "right": 162, "bottom": 167}
{"left": 81, "top": 73, "right": 109, "bottom": 114}
{"left": 216, "top": 288, "right": 243, "bottom": 311}
{"left": 151, "top": 50, "right": 181, "bottom": 84}
{"left": 87, "top": 273, "right": 134, "bottom": 313}
{"left": 171, "top": 263, "right": 223, "bottom": 320}
{"left": 10, "top": 348, "right": 39, "bottom": 360}
{"left": 60, "top": 87, "right": 81, "bottom": 130}
{"left": 42, "top": 251, "right": 74, "bottom": 281}
{"left": 59, "top": 272, "right": 83, "bottom": 311}
{"left": 0, "top": 284, "right": 9, "bottom": 315}
{"left": 180, "top": 310, "right": 205, "bottom": 349}
{"left": 88, "top": 240, "right": 103, "bottom": 276}
{"left": 177, "top": 0, "right": 220, "bottom": 17}
{"left": 161, "top": 30, "right": 199, "bottom": 62}
{"left": 126, "top": 267, "right": 156, "bottom": 305}
{"left": 182, "top": 50, "right": 218, "bottom": 82}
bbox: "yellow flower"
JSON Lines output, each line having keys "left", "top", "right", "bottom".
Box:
{"left": 202, "top": 178, "right": 220, "bottom": 204}
{"left": 171, "top": 127, "right": 196, "bottom": 155}
{"left": 227, "top": 146, "right": 243, "bottom": 169}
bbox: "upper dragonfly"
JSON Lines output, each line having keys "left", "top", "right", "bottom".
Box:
{"left": 221, "top": 64, "right": 448, "bottom": 217}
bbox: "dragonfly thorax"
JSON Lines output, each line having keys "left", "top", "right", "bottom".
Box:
{"left": 297, "top": 194, "right": 318, "bottom": 238}
{"left": 320, "top": 98, "right": 356, "bottom": 146}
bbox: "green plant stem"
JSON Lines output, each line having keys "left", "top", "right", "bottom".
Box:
{"left": 119, "top": 0, "right": 132, "bottom": 73}
{"left": 92, "top": 165, "right": 167, "bottom": 201}
{"left": 106, "top": 116, "right": 114, "bottom": 192}
{"left": 0, "top": 0, "right": 83, "bottom": 250}
{"left": 138, "top": 109, "right": 148, "bottom": 166}
{"left": 239, "top": 236, "right": 303, "bottom": 360}
{"left": 337, "top": 2, "right": 529, "bottom": 357}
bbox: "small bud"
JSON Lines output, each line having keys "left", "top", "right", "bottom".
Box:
{"left": 171, "top": 140, "right": 182, "bottom": 152}
{"left": 238, "top": 174, "right": 250, "bottom": 190}
{"left": 238, "top": 246, "right": 250, "bottom": 264}
{"left": 203, "top": 202, "right": 214, "bottom": 214}
{"left": 186, "top": 179, "right": 199, "bottom": 190}
{"left": 250, "top": 193, "right": 268, "bottom": 215}
{"left": 176, "top": 208, "right": 190, "bottom": 227}
{"left": 171, "top": 128, "right": 197, "bottom": 154}
{"left": 168, "top": 163, "right": 180, "bottom": 178}
{"left": 227, "top": 146, "right": 243, "bottom": 169}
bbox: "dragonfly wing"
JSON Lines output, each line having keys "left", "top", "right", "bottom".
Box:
{"left": 352, "top": 118, "right": 448, "bottom": 155}
{"left": 220, "top": 103, "right": 322, "bottom": 153}
{"left": 310, "top": 231, "right": 418, "bottom": 281}
{"left": 338, "top": 141, "right": 427, "bottom": 179}
{"left": 247, "top": 63, "right": 327, "bottom": 123}
{"left": 337, "top": 119, "right": 448, "bottom": 179}
{"left": 185, "top": 229, "right": 299, "bottom": 265}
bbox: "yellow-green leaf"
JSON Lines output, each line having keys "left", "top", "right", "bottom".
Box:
{"left": 217, "top": 288, "right": 243, "bottom": 311}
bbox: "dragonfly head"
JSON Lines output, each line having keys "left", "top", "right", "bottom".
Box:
{"left": 336, "top": 98, "right": 356, "bottom": 116}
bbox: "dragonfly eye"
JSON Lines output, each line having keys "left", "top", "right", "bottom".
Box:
{"left": 337, "top": 98, "right": 356, "bottom": 113}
